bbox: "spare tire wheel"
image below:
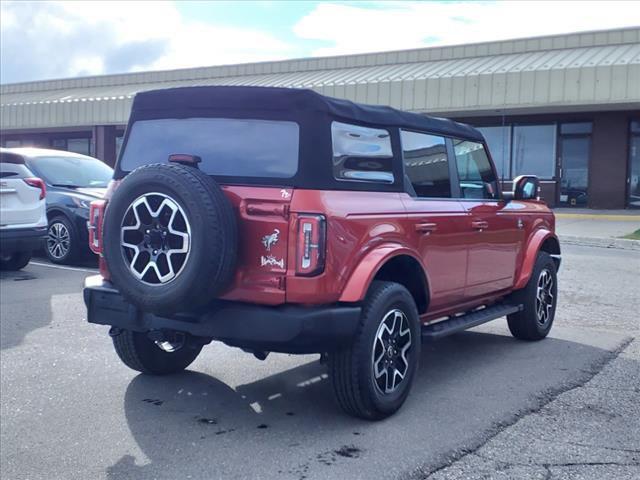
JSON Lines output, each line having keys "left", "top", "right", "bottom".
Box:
{"left": 102, "top": 163, "right": 237, "bottom": 314}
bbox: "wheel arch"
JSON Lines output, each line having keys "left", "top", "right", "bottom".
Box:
{"left": 46, "top": 207, "right": 73, "bottom": 223}
{"left": 339, "top": 245, "right": 431, "bottom": 315}
{"left": 514, "top": 230, "right": 561, "bottom": 290}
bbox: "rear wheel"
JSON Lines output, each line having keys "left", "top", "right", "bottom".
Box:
{"left": 507, "top": 252, "right": 558, "bottom": 341}
{"left": 0, "top": 251, "right": 32, "bottom": 271}
{"left": 46, "top": 216, "right": 78, "bottom": 264}
{"left": 112, "top": 329, "right": 202, "bottom": 375}
{"left": 329, "top": 281, "right": 421, "bottom": 420}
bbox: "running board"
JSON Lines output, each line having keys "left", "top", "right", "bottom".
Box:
{"left": 421, "top": 303, "right": 522, "bottom": 341}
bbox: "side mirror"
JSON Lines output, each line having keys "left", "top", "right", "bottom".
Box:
{"left": 512, "top": 175, "right": 540, "bottom": 201}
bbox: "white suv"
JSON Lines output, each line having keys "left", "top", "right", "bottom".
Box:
{"left": 0, "top": 151, "right": 47, "bottom": 270}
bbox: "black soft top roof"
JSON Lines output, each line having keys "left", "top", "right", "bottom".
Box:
{"left": 131, "top": 86, "right": 483, "bottom": 141}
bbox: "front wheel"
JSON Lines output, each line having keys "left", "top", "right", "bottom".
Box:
{"left": 507, "top": 252, "right": 558, "bottom": 341}
{"left": 46, "top": 216, "right": 79, "bottom": 264}
{"left": 329, "top": 281, "right": 421, "bottom": 420}
{"left": 112, "top": 329, "right": 202, "bottom": 375}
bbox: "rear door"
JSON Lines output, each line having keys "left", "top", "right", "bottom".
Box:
{"left": 400, "top": 130, "right": 468, "bottom": 314}
{"left": 0, "top": 156, "right": 44, "bottom": 228}
{"left": 451, "top": 139, "right": 524, "bottom": 298}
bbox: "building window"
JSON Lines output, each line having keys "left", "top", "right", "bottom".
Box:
{"left": 401, "top": 130, "right": 451, "bottom": 198}
{"left": 629, "top": 120, "right": 640, "bottom": 209}
{"left": 51, "top": 139, "right": 66, "bottom": 150}
{"left": 453, "top": 140, "right": 499, "bottom": 199}
{"left": 67, "top": 138, "right": 91, "bottom": 156}
{"left": 3, "top": 140, "right": 21, "bottom": 148}
{"left": 512, "top": 125, "right": 556, "bottom": 179}
{"left": 332, "top": 121, "right": 394, "bottom": 183}
{"left": 560, "top": 122, "right": 592, "bottom": 135}
{"left": 50, "top": 138, "right": 92, "bottom": 156}
{"left": 115, "top": 135, "right": 124, "bottom": 160}
{"left": 476, "top": 126, "right": 511, "bottom": 179}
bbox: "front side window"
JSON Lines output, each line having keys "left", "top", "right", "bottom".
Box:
{"left": 120, "top": 118, "right": 299, "bottom": 178}
{"left": 401, "top": 130, "right": 451, "bottom": 198}
{"left": 453, "top": 140, "right": 499, "bottom": 199}
{"left": 332, "top": 121, "right": 394, "bottom": 183}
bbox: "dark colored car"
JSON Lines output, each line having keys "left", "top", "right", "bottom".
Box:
{"left": 7, "top": 148, "right": 113, "bottom": 264}
{"left": 84, "top": 86, "right": 560, "bottom": 419}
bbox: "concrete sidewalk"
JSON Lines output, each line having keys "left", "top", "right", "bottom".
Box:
{"left": 553, "top": 209, "right": 640, "bottom": 250}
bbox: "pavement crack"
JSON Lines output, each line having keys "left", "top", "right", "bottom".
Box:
{"left": 417, "top": 336, "right": 635, "bottom": 479}
{"left": 563, "top": 441, "right": 640, "bottom": 455}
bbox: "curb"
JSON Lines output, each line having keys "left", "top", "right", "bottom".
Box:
{"left": 559, "top": 235, "right": 640, "bottom": 251}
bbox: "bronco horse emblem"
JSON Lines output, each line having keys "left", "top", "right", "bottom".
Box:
{"left": 261, "top": 229, "right": 280, "bottom": 251}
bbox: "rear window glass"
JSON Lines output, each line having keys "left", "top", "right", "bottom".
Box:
{"left": 28, "top": 156, "right": 113, "bottom": 188}
{"left": 332, "top": 121, "right": 394, "bottom": 184}
{"left": 120, "top": 118, "right": 299, "bottom": 178}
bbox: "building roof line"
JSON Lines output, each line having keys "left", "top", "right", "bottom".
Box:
{"left": 1, "top": 26, "right": 638, "bottom": 95}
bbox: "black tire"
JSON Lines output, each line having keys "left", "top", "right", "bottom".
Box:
{"left": 46, "top": 216, "right": 79, "bottom": 264}
{"left": 507, "top": 251, "right": 558, "bottom": 341}
{"left": 112, "top": 329, "right": 202, "bottom": 375}
{"left": 102, "top": 163, "right": 237, "bottom": 314}
{"left": 329, "top": 281, "right": 421, "bottom": 420}
{"left": 0, "top": 251, "right": 32, "bottom": 271}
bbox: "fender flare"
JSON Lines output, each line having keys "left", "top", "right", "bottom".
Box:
{"left": 514, "top": 229, "right": 560, "bottom": 290}
{"left": 339, "top": 244, "right": 431, "bottom": 303}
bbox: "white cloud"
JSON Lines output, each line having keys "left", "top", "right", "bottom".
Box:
{"left": 294, "top": 1, "right": 640, "bottom": 57}
{"left": 0, "top": 1, "right": 292, "bottom": 83}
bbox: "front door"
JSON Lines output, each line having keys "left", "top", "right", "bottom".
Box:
{"left": 559, "top": 136, "right": 590, "bottom": 207}
{"left": 451, "top": 138, "right": 523, "bottom": 299}
{"left": 400, "top": 130, "right": 468, "bottom": 314}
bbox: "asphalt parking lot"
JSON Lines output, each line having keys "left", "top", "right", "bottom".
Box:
{"left": 1, "top": 245, "right": 638, "bottom": 480}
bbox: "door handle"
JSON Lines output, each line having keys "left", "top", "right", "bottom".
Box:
{"left": 415, "top": 222, "right": 437, "bottom": 234}
{"left": 471, "top": 220, "right": 489, "bottom": 231}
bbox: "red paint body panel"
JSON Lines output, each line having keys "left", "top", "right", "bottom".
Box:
{"left": 209, "top": 186, "right": 556, "bottom": 325}
{"left": 99, "top": 180, "right": 557, "bottom": 321}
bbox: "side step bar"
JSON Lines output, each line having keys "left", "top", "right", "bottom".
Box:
{"left": 422, "top": 303, "right": 522, "bottom": 341}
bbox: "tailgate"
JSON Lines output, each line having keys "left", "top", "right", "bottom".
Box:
{"left": 218, "top": 186, "right": 293, "bottom": 304}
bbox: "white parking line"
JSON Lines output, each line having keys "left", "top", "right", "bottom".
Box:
{"left": 29, "top": 261, "right": 99, "bottom": 274}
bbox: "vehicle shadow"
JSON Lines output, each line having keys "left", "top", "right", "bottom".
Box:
{"left": 0, "top": 264, "right": 89, "bottom": 350}
{"left": 106, "top": 329, "right": 623, "bottom": 480}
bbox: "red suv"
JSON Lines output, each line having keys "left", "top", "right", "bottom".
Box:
{"left": 84, "top": 86, "right": 560, "bottom": 420}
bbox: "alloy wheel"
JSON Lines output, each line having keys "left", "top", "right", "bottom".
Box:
{"left": 372, "top": 309, "right": 412, "bottom": 395}
{"left": 535, "top": 269, "right": 554, "bottom": 326}
{"left": 120, "top": 192, "right": 191, "bottom": 285}
{"left": 47, "top": 222, "right": 70, "bottom": 259}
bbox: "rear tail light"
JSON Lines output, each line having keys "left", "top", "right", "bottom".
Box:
{"left": 88, "top": 200, "right": 106, "bottom": 255}
{"left": 23, "top": 177, "right": 46, "bottom": 200}
{"left": 296, "top": 214, "right": 326, "bottom": 277}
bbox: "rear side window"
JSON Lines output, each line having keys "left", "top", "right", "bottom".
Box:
{"left": 0, "top": 153, "right": 30, "bottom": 178}
{"left": 332, "top": 121, "right": 394, "bottom": 183}
{"left": 401, "top": 130, "right": 451, "bottom": 198}
{"left": 120, "top": 118, "right": 299, "bottom": 178}
{"left": 453, "top": 140, "right": 499, "bottom": 199}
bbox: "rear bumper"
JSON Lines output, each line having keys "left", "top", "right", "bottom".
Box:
{"left": 83, "top": 275, "right": 361, "bottom": 354}
{"left": 0, "top": 226, "right": 47, "bottom": 254}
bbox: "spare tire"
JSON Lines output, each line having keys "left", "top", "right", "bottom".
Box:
{"left": 103, "top": 163, "right": 237, "bottom": 314}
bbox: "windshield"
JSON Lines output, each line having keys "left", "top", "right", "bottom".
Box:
{"left": 119, "top": 117, "right": 299, "bottom": 178}
{"left": 29, "top": 155, "right": 113, "bottom": 188}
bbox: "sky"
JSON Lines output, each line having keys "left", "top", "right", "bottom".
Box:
{"left": 1, "top": 0, "right": 639, "bottom": 84}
